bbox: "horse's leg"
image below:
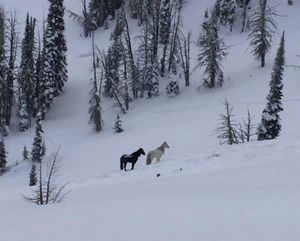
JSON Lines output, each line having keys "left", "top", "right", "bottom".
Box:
{"left": 146, "top": 153, "right": 152, "bottom": 165}
{"left": 132, "top": 161, "right": 136, "bottom": 170}
{"left": 120, "top": 158, "right": 123, "bottom": 170}
{"left": 156, "top": 154, "right": 162, "bottom": 163}
{"left": 124, "top": 162, "right": 127, "bottom": 171}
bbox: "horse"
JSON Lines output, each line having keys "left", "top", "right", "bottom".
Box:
{"left": 146, "top": 141, "right": 170, "bottom": 165}
{"left": 120, "top": 148, "right": 145, "bottom": 171}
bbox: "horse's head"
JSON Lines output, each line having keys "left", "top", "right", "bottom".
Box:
{"left": 139, "top": 148, "right": 146, "bottom": 155}
{"left": 162, "top": 141, "right": 170, "bottom": 149}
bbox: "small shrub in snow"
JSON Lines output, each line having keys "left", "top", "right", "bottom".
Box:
{"left": 114, "top": 115, "right": 124, "bottom": 133}
{"left": 23, "top": 145, "right": 29, "bottom": 161}
{"left": 166, "top": 80, "right": 179, "bottom": 96}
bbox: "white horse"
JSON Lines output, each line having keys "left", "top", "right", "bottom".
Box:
{"left": 146, "top": 141, "right": 170, "bottom": 165}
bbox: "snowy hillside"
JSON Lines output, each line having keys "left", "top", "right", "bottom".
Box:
{"left": 0, "top": 0, "right": 300, "bottom": 240}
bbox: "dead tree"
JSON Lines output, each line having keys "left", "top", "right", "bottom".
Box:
{"left": 178, "top": 31, "right": 191, "bottom": 86}
{"left": 24, "top": 149, "right": 69, "bottom": 205}
{"left": 217, "top": 100, "right": 239, "bottom": 145}
{"left": 238, "top": 109, "right": 256, "bottom": 142}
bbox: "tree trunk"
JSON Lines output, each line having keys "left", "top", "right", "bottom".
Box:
{"left": 261, "top": 54, "right": 265, "bottom": 67}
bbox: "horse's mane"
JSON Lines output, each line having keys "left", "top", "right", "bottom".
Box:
{"left": 157, "top": 144, "right": 166, "bottom": 153}
{"left": 131, "top": 148, "right": 143, "bottom": 157}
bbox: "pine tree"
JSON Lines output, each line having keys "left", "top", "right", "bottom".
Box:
{"left": 36, "top": 46, "right": 47, "bottom": 120}
{"left": 144, "top": 61, "right": 159, "bottom": 97}
{"left": 212, "top": 0, "right": 221, "bottom": 23}
{"left": 37, "top": 22, "right": 49, "bottom": 118}
{"left": 89, "top": 0, "right": 106, "bottom": 28}
{"left": 18, "top": 14, "right": 36, "bottom": 131}
{"left": 29, "top": 163, "right": 37, "bottom": 186}
{"left": 129, "top": 0, "right": 141, "bottom": 19}
{"left": 41, "top": 141, "right": 46, "bottom": 157}
{"left": 0, "top": 138, "right": 7, "bottom": 171}
{"left": 0, "top": 8, "right": 7, "bottom": 134}
{"left": 159, "top": 0, "right": 172, "bottom": 45}
{"left": 6, "top": 11, "right": 19, "bottom": 126}
{"left": 23, "top": 145, "right": 29, "bottom": 160}
{"left": 113, "top": 115, "right": 124, "bottom": 133}
{"left": 248, "top": 0, "right": 277, "bottom": 67}
{"left": 197, "top": 11, "right": 227, "bottom": 88}
{"left": 197, "top": 9, "right": 210, "bottom": 47}
{"left": 44, "top": 0, "right": 68, "bottom": 98}
{"left": 31, "top": 113, "right": 44, "bottom": 163}
{"left": 89, "top": 32, "right": 103, "bottom": 133}
{"left": 220, "top": 0, "right": 236, "bottom": 31}
{"left": 101, "top": 15, "right": 132, "bottom": 112}
{"left": 257, "top": 32, "right": 285, "bottom": 140}
{"left": 119, "top": 8, "right": 140, "bottom": 99}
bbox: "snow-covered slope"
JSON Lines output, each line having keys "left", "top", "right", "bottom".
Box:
{"left": 1, "top": 0, "right": 300, "bottom": 240}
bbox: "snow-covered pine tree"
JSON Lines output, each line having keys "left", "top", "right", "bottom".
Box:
{"left": 18, "top": 14, "right": 36, "bottom": 131}
{"left": 41, "top": 141, "right": 46, "bottom": 157}
{"left": 81, "top": 0, "right": 95, "bottom": 37}
{"left": 0, "top": 8, "right": 7, "bottom": 134}
{"left": 89, "top": 77, "right": 103, "bottom": 132}
{"left": 119, "top": 8, "right": 140, "bottom": 99}
{"left": 197, "top": 11, "right": 227, "bottom": 88}
{"left": 212, "top": 0, "right": 221, "bottom": 23}
{"left": 248, "top": 0, "right": 277, "bottom": 67}
{"left": 23, "top": 145, "right": 29, "bottom": 161}
{"left": 144, "top": 61, "right": 160, "bottom": 97}
{"left": 31, "top": 113, "right": 44, "bottom": 163}
{"left": 104, "top": 15, "right": 131, "bottom": 112}
{"left": 33, "top": 36, "right": 43, "bottom": 118}
{"left": 159, "top": 0, "right": 172, "bottom": 45}
{"left": 89, "top": 32, "right": 103, "bottom": 133}
{"left": 129, "top": 0, "right": 142, "bottom": 19}
{"left": 29, "top": 163, "right": 37, "bottom": 186}
{"left": 44, "top": 0, "right": 68, "bottom": 98}
{"left": 197, "top": 9, "right": 210, "bottom": 47}
{"left": 0, "top": 137, "right": 7, "bottom": 171}
{"left": 137, "top": 20, "right": 160, "bottom": 98}
{"left": 105, "top": 0, "right": 118, "bottom": 20}
{"left": 113, "top": 115, "right": 124, "bottom": 133}
{"left": 220, "top": 0, "right": 236, "bottom": 31}
{"left": 89, "top": 0, "right": 106, "bottom": 28}
{"left": 257, "top": 32, "right": 285, "bottom": 140}
{"left": 35, "top": 27, "right": 48, "bottom": 120}
{"left": 6, "top": 11, "right": 19, "bottom": 126}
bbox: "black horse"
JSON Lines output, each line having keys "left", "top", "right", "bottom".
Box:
{"left": 120, "top": 148, "right": 145, "bottom": 171}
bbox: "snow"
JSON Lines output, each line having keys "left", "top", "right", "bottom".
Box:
{"left": 1, "top": 0, "right": 300, "bottom": 241}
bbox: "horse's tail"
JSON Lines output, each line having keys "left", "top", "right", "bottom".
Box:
{"left": 120, "top": 157, "right": 123, "bottom": 170}
{"left": 146, "top": 153, "right": 152, "bottom": 165}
